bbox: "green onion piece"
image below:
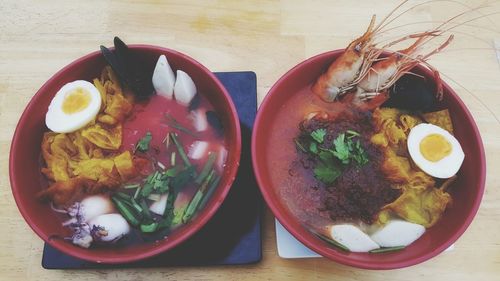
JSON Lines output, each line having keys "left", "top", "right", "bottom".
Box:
{"left": 313, "top": 232, "right": 350, "bottom": 252}
{"left": 133, "top": 185, "right": 142, "bottom": 200}
{"left": 140, "top": 222, "right": 159, "bottom": 233}
{"left": 369, "top": 246, "right": 405, "bottom": 253}
{"left": 182, "top": 170, "right": 215, "bottom": 223}
{"left": 170, "top": 133, "right": 191, "bottom": 167}
{"left": 182, "top": 191, "right": 204, "bottom": 223}
{"left": 198, "top": 174, "right": 221, "bottom": 211}
{"left": 147, "top": 193, "right": 161, "bottom": 201}
{"left": 195, "top": 152, "right": 217, "bottom": 185}
{"left": 157, "top": 187, "right": 178, "bottom": 230}
{"left": 114, "top": 192, "right": 132, "bottom": 202}
{"left": 164, "top": 114, "right": 199, "bottom": 137}
{"left": 130, "top": 199, "right": 143, "bottom": 214}
{"left": 171, "top": 152, "right": 176, "bottom": 166}
{"left": 139, "top": 199, "right": 152, "bottom": 221}
{"left": 149, "top": 171, "right": 160, "bottom": 184}
{"left": 140, "top": 182, "right": 154, "bottom": 198}
{"left": 200, "top": 170, "right": 215, "bottom": 193}
{"left": 111, "top": 196, "right": 140, "bottom": 226}
{"left": 162, "top": 132, "right": 170, "bottom": 144}
{"left": 124, "top": 183, "right": 140, "bottom": 189}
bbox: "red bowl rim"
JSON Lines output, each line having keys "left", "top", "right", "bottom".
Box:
{"left": 251, "top": 49, "right": 486, "bottom": 269}
{"left": 9, "top": 45, "right": 242, "bottom": 264}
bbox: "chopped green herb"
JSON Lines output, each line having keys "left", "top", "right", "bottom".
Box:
{"left": 353, "top": 140, "right": 369, "bottom": 165}
{"left": 318, "top": 150, "right": 334, "bottom": 162}
{"left": 124, "top": 183, "right": 140, "bottom": 189}
{"left": 332, "top": 133, "right": 350, "bottom": 164}
{"left": 310, "top": 128, "right": 327, "bottom": 143}
{"left": 140, "top": 182, "right": 154, "bottom": 198}
{"left": 313, "top": 162, "right": 341, "bottom": 184}
{"left": 135, "top": 132, "right": 152, "bottom": 153}
{"left": 309, "top": 142, "right": 318, "bottom": 154}
{"left": 303, "top": 129, "right": 370, "bottom": 185}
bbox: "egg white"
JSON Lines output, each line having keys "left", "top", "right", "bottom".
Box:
{"left": 45, "top": 80, "right": 102, "bottom": 133}
{"left": 407, "top": 123, "right": 464, "bottom": 179}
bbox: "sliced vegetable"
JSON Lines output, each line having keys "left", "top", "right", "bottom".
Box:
{"left": 135, "top": 132, "right": 152, "bottom": 153}
{"left": 182, "top": 170, "right": 215, "bottom": 223}
{"left": 111, "top": 196, "right": 140, "bottom": 227}
{"left": 198, "top": 174, "right": 221, "bottom": 211}
{"left": 170, "top": 133, "right": 191, "bottom": 167}
{"left": 195, "top": 152, "right": 217, "bottom": 185}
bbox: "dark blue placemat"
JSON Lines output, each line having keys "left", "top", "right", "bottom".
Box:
{"left": 42, "top": 71, "right": 261, "bottom": 269}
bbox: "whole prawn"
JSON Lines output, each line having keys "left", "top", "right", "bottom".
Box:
{"left": 311, "top": 15, "right": 379, "bottom": 102}
{"left": 308, "top": 0, "right": 469, "bottom": 120}
{"left": 353, "top": 33, "right": 454, "bottom": 108}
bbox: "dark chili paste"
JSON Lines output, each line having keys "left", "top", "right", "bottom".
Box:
{"left": 297, "top": 110, "right": 401, "bottom": 224}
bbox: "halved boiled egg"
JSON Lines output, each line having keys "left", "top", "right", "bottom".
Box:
{"left": 407, "top": 123, "right": 464, "bottom": 178}
{"left": 45, "top": 80, "right": 102, "bottom": 133}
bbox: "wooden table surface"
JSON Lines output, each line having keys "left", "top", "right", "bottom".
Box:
{"left": 2, "top": 0, "right": 500, "bottom": 280}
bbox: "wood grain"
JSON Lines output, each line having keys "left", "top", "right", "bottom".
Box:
{"left": 1, "top": 0, "right": 500, "bottom": 280}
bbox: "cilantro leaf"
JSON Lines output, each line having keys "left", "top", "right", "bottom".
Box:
{"left": 136, "top": 132, "right": 152, "bottom": 152}
{"left": 309, "top": 142, "right": 318, "bottom": 154}
{"left": 332, "top": 133, "right": 350, "bottom": 164}
{"left": 352, "top": 140, "right": 369, "bottom": 165}
{"left": 318, "top": 150, "right": 334, "bottom": 162}
{"left": 311, "top": 128, "right": 327, "bottom": 143}
{"left": 313, "top": 162, "right": 341, "bottom": 184}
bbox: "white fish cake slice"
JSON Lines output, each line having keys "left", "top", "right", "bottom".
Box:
{"left": 370, "top": 220, "right": 425, "bottom": 247}
{"left": 152, "top": 55, "right": 176, "bottom": 99}
{"left": 174, "top": 70, "right": 197, "bottom": 105}
{"left": 330, "top": 224, "right": 379, "bottom": 252}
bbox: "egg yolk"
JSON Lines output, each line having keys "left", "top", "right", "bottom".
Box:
{"left": 419, "top": 134, "right": 452, "bottom": 162}
{"left": 62, "top": 87, "right": 91, "bottom": 114}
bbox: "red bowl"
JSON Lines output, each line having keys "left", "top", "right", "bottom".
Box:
{"left": 252, "top": 50, "right": 486, "bottom": 269}
{"left": 9, "top": 45, "right": 241, "bottom": 263}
